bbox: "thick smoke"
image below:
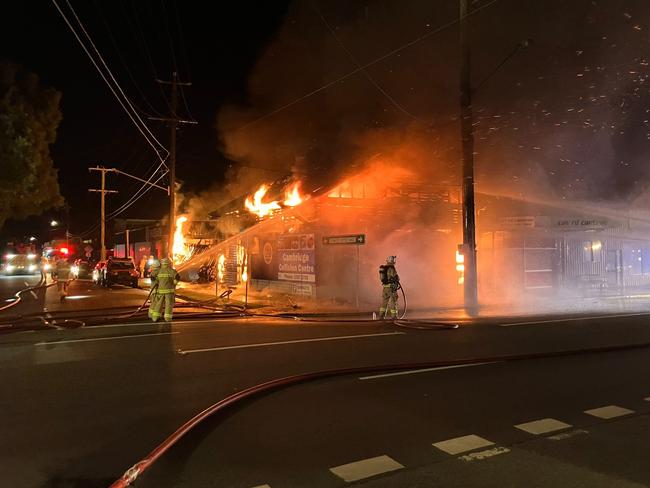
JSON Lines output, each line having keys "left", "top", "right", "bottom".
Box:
{"left": 213, "top": 0, "right": 650, "bottom": 205}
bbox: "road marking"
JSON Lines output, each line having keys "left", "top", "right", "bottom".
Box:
{"left": 499, "top": 312, "right": 650, "bottom": 327}
{"left": 459, "top": 446, "right": 510, "bottom": 462}
{"left": 34, "top": 331, "right": 179, "bottom": 346}
{"left": 433, "top": 434, "right": 494, "bottom": 455}
{"left": 329, "top": 455, "right": 403, "bottom": 482}
{"left": 514, "top": 418, "right": 572, "bottom": 435}
{"left": 359, "top": 362, "right": 498, "bottom": 380}
{"left": 250, "top": 485, "right": 271, "bottom": 488}
{"left": 549, "top": 429, "right": 589, "bottom": 441}
{"left": 644, "top": 397, "right": 650, "bottom": 402}
{"left": 178, "top": 332, "right": 405, "bottom": 355}
{"left": 584, "top": 405, "right": 634, "bottom": 419}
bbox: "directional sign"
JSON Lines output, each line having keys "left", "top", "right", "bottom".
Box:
{"left": 322, "top": 234, "right": 366, "bottom": 245}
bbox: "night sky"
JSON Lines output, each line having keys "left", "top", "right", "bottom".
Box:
{"left": 1, "top": 0, "right": 650, "bottom": 242}
{"left": 1, "top": 0, "right": 289, "bottom": 240}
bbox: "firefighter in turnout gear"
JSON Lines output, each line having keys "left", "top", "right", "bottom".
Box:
{"left": 379, "top": 255, "right": 400, "bottom": 319}
{"left": 148, "top": 258, "right": 180, "bottom": 322}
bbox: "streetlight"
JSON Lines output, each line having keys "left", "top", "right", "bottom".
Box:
{"left": 50, "top": 220, "right": 59, "bottom": 227}
{"left": 29, "top": 236, "right": 37, "bottom": 242}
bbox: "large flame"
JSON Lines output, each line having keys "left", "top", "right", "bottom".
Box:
{"left": 217, "top": 254, "right": 225, "bottom": 282}
{"left": 172, "top": 216, "right": 189, "bottom": 263}
{"left": 284, "top": 182, "right": 306, "bottom": 207}
{"left": 245, "top": 184, "right": 281, "bottom": 218}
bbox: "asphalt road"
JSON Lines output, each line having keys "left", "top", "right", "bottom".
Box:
{"left": 1, "top": 303, "right": 650, "bottom": 487}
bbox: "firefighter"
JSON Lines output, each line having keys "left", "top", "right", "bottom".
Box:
{"left": 378, "top": 255, "right": 400, "bottom": 319}
{"left": 148, "top": 257, "right": 180, "bottom": 322}
{"left": 55, "top": 255, "right": 72, "bottom": 302}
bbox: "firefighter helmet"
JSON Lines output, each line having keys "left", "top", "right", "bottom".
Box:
{"left": 386, "top": 255, "right": 397, "bottom": 264}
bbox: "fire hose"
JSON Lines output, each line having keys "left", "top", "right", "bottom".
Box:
{"left": 0, "top": 273, "right": 55, "bottom": 313}
{"left": 110, "top": 337, "right": 650, "bottom": 487}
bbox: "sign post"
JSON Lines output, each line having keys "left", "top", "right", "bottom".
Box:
{"left": 323, "top": 234, "right": 366, "bottom": 309}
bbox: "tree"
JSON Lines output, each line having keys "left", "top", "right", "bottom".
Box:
{"left": 0, "top": 62, "right": 64, "bottom": 230}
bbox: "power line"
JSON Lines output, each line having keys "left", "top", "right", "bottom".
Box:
{"left": 232, "top": 0, "right": 500, "bottom": 133}
{"left": 312, "top": 4, "right": 426, "bottom": 123}
{"left": 93, "top": 0, "right": 165, "bottom": 118}
{"left": 64, "top": 0, "right": 168, "bottom": 156}
{"left": 52, "top": 0, "right": 169, "bottom": 164}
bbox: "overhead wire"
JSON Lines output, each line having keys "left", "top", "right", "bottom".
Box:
{"left": 52, "top": 0, "right": 169, "bottom": 164}
{"left": 232, "top": 0, "right": 500, "bottom": 133}
{"left": 93, "top": 0, "right": 165, "bottom": 118}
{"left": 312, "top": 4, "right": 426, "bottom": 123}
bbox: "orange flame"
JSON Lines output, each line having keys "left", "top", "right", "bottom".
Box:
{"left": 245, "top": 184, "right": 281, "bottom": 218}
{"left": 172, "top": 216, "right": 189, "bottom": 263}
{"left": 217, "top": 254, "right": 225, "bottom": 282}
{"left": 283, "top": 182, "right": 306, "bottom": 207}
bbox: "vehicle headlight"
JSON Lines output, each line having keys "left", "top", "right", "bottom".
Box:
{"left": 44, "top": 264, "right": 51, "bottom": 271}
{"left": 6, "top": 265, "right": 15, "bottom": 272}
{"left": 27, "top": 254, "right": 36, "bottom": 259}
{"left": 28, "top": 264, "right": 37, "bottom": 271}
{"left": 71, "top": 266, "right": 79, "bottom": 275}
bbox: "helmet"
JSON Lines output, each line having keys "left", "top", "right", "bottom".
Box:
{"left": 386, "top": 255, "right": 397, "bottom": 264}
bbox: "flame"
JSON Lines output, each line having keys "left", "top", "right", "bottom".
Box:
{"left": 245, "top": 184, "right": 281, "bottom": 217}
{"left": 217, "top": 254, "right": 225, "bottom": 282}
{"left": 284, "top": 182, "right": 307, "bottom": 207}
{"left": 242, "top": 263, "right": 248, "bottom": 282}
{"left": 172, "top": 216, "right": 189, "bottom": 263}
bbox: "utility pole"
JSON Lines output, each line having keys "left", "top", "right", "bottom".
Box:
{"left": 150, "top": 72, "right": 196, "bottom": 260}
{"left": 459, "top": 0, "right": 478, "bottom": 313}
{"left": 89, "top": 167, "right": 118, "bottom": 261}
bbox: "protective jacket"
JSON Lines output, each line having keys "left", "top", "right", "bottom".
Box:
{"left": 379, "top": 264, "right": 400, "bottom": 318}
{"left": 148, "top": 260, "right": 180, "bottom": 322}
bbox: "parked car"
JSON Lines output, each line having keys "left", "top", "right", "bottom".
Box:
{"left": 92, "top": 261, "right": 106, "bottom": 286}
{"left": 102, "top": 258, "right": 139, "bottom": 288}
{"left": 2, "top": 253, "right": 39, "bottom": 275}
{"left": 72, "top": 258, "right": 93, "bottom": 279}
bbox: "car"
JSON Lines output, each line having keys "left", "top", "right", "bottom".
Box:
{"left": 2, "top": 253, "right": 40, "bottom": 275}
{"left": 102, "top": 258, "right": 139, "bottom": 288}
{"left": 92, "top": 261, "right": 106, "bottom": 286}
{"left": 72, "top": 258, "right": 93, "bottom": 279}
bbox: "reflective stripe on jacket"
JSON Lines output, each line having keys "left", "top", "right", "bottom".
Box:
{"left": 151, "top": 265, "right": 180, "bottom": 294}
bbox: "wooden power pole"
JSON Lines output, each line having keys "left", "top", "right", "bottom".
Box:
{"left": 89, "top": 167, "right": 118, "bottom": 261}
{"left": 459, "top": 0, "right": 479, "bottom": 313}
{"left": 149, "top": 72, "right": 196, "bottom": 260}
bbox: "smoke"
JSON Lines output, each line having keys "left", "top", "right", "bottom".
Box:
{"left": 212, "top": 0, "right": 650, "bottom": 207}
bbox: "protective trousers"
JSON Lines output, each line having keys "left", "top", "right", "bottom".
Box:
{"left": 149, "top": 291, "right": 175, "bottom": 322}
{"left": 380, "top": 285, "right": 399, "bottom": 318}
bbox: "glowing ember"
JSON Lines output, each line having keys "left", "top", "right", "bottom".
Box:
{"left": 172, "top": 216, "right": 189, "bottom": 263}
{"left": 245, "top": 184, "right": 281, "bottom": 217}
{"left": 284, "top": 182, "right": 306, "bottom": 207}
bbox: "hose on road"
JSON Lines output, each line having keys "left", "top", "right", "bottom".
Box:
{"left": 0, "top": 274, "right": 55, "bottom": 313}
{"left": 110, "top": 338, "right": 650, "bottom": 488}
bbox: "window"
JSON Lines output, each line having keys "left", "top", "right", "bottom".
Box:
{"left": 582, "top": 241, "right": 602, "bottom": 263}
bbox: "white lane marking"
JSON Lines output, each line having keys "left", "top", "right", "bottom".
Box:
{"left": 514, "top": 418, "right": 572, "bottom": 435}
{"left": 584, "top": 405, "right": 634, "bottom": 419}
{"left": 178, "top": 331, "right": 405, "bottom": 355}
{"left": 433, "top": 434, "right": 494, "bottom": 455}
{"left": 250, "top": 485, "right": 271, "bottom": 488}
{"left": 499, "top": 312, "right": 650, "bottom": 327}
{"left": 548, "top": 429, "right": 589, "bottom": 441}
{"left": 329, "top": 455, "right": 403, "bottom": 482}
{"left": 644, "top": 397, "right": 650, "bottom": 402}
{"left": 459, "top": 446, "right": 510, "bottom": 462}
{"left": 359, "top": 361, "right": 498, "bottom": 380}
{"left": 30, "top": 290, "right": 38, "bottom": 299}
{"left": 34, "top": 331, "right": 179, "bottom": 346}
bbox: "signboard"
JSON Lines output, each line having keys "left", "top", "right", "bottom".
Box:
{"left": 498, "top": 216, "right": 536, "bottom": 228}
{"left": 277, "top": 233, "right": 316, "bottom": 283}
{"left": 322, "top": 234, "right": 366, "bottom": 245}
